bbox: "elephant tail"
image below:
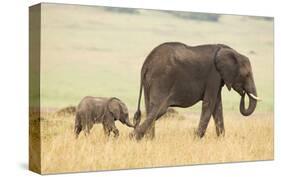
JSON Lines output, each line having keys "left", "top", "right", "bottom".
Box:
{"left": 133, "top": 70, "right": 145, "bottom": 127}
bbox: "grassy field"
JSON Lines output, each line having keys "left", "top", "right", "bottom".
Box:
{"left": 38, "top": 111, "right": 273, "bottom": 174}
{"left": 33, "top": 3, "right": 274, "bottom": 174}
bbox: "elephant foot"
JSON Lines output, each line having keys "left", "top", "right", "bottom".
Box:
{"left": 129, "top": 131, "right": 135, "bottom": 140}
{"left": 194, "top": 129, "right": 206, "bottom": 138}
{"left": 75, "top": 134, "right": 79, "bottom": 139}
{"left": 113, "top": 129, "right": 119, "bottom": 138}
{"left": 129, "top": 129, "right": 145, "bottom": 141}
{"left": 113, "top": 132, "right": 119, "bottom": 138}
{"left": 216, "top": 128, "right": 225, "bottom": 137}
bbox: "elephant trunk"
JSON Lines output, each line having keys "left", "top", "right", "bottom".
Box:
{"left": 239, "top": 90, "right": 258, "bottom": 116}
{"left": 124, "top": 117, "right": 135, "bottom": 128}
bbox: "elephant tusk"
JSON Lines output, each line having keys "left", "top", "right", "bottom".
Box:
{"left": 248, "top": 93, "right": 262, "bottom": 101}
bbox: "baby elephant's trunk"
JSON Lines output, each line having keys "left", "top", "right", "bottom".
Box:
{"left": 124, "top": 118, "right": 135, "bottom": 128}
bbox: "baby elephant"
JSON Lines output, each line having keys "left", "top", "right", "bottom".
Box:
{"left": 74, "top": 96, "right": 135, "bottom": 138}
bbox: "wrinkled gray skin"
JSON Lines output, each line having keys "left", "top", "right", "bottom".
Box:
{"left": 131, "top": 42, "right": 260, "bottom": 140}
{"left": 74, "top": 97, "right": 134, "bottom": 138}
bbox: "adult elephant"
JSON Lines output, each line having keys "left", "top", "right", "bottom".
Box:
{"left": 130, "top": 42, "right": 261, "bottom": 140}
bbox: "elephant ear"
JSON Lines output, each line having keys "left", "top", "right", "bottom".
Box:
{"left": 118, "top": 101, "right": 128, "bottom": 115}
{"left": 115, "top": 100, "right": 129, "bottom": 124}
{"left": 107, "top": 98, "right": 121, "bottom": 120}
{"left": 215, "top": 48, "right": 238, "bottom": 91}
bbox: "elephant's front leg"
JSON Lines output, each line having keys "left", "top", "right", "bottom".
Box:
{"left": 212, "top": 92, "right": 225, "bottom": 137}
{"left": 102, "top": 124, "right": 111, "bottom": 137}
{"left": 111, "top": 124, "right": 119, "bottom": 138}
{"left": 130, "top": 97, "right": 169, "bottom": 141}
{"left": 103, "top": 122, "right": 119, "bottom": 138}
{"left": 196, "top": 100, "right": 214, "bottom": 138}
{"left": 196, "top": 71, "right": 221, "bottom": 138}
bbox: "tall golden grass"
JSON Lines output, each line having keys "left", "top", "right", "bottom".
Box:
{"left": 39, "top": 112, "right": 273, "bottom": 174}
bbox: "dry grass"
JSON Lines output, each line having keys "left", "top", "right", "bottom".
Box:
{"left": 39, "top": 111, "right": 273, "bottom": 174}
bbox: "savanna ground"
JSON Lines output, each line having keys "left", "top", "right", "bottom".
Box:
{"left": 37, "top": 111, "right": 273, "bottom": 174}
{"left": 30, "top": 3, "right": 274, "bottom": 174}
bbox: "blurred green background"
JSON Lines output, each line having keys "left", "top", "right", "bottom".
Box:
{"left": 38, "top": 3, "right": 274, "bottom": 113}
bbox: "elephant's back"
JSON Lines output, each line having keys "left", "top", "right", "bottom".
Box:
{"left": 142, "top": 42, "right": 196, "bottom": 68}
{"left": 143, "top": 42, "right": 190, "bottom": 64}
{"left": 141, "top": 42, "right": 195, "bottom": 81}
{"left": 78, "top": 96, "right": 108, "bottom": 106}
{"left": 77, "top": 96, "right": 108, "bottom": 120}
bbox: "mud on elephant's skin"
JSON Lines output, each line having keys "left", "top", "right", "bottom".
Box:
{"left": 74, "top": 96, "right": 135, "bottom": 138}
{"left": 131, "top": 42, "right": 261, "bottom": 140}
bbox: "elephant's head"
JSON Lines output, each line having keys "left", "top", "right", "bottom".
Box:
{"left": 108, "top": 98, "right": 135, "bottom": 128}
{"left": 215, "top": 46, "right": 261, "bottom": 116}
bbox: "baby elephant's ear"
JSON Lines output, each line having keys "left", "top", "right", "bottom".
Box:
{"left": 107, "top": 98, "right": 121, "bottom": 120}
{"left": 119, "top": 101, "right": 128, "bottom": 114}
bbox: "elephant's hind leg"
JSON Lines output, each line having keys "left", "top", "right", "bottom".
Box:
{"left": 134, "top": 98, "right": 169, "bottom": 140}
{"left": 143, "top": 89, "right": 157, "bottom": 139}
{"left": 145, "top": 120, "right": 155, "bottom": 140}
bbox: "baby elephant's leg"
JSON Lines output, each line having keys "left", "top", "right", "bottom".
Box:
{"left": 111, "top": 124, "right": 119, "bottom": 138}
{"left": 85, "top": 122, "right": 93, "bottom": 136}
{"left": 84, "top": 125, "right": 90, "bottom": 136}
{"left": 103, "top": 124, "right": 111, "bottom": 137}
{"left": 103, "top": 122, "right": 119, "bottom": 138}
